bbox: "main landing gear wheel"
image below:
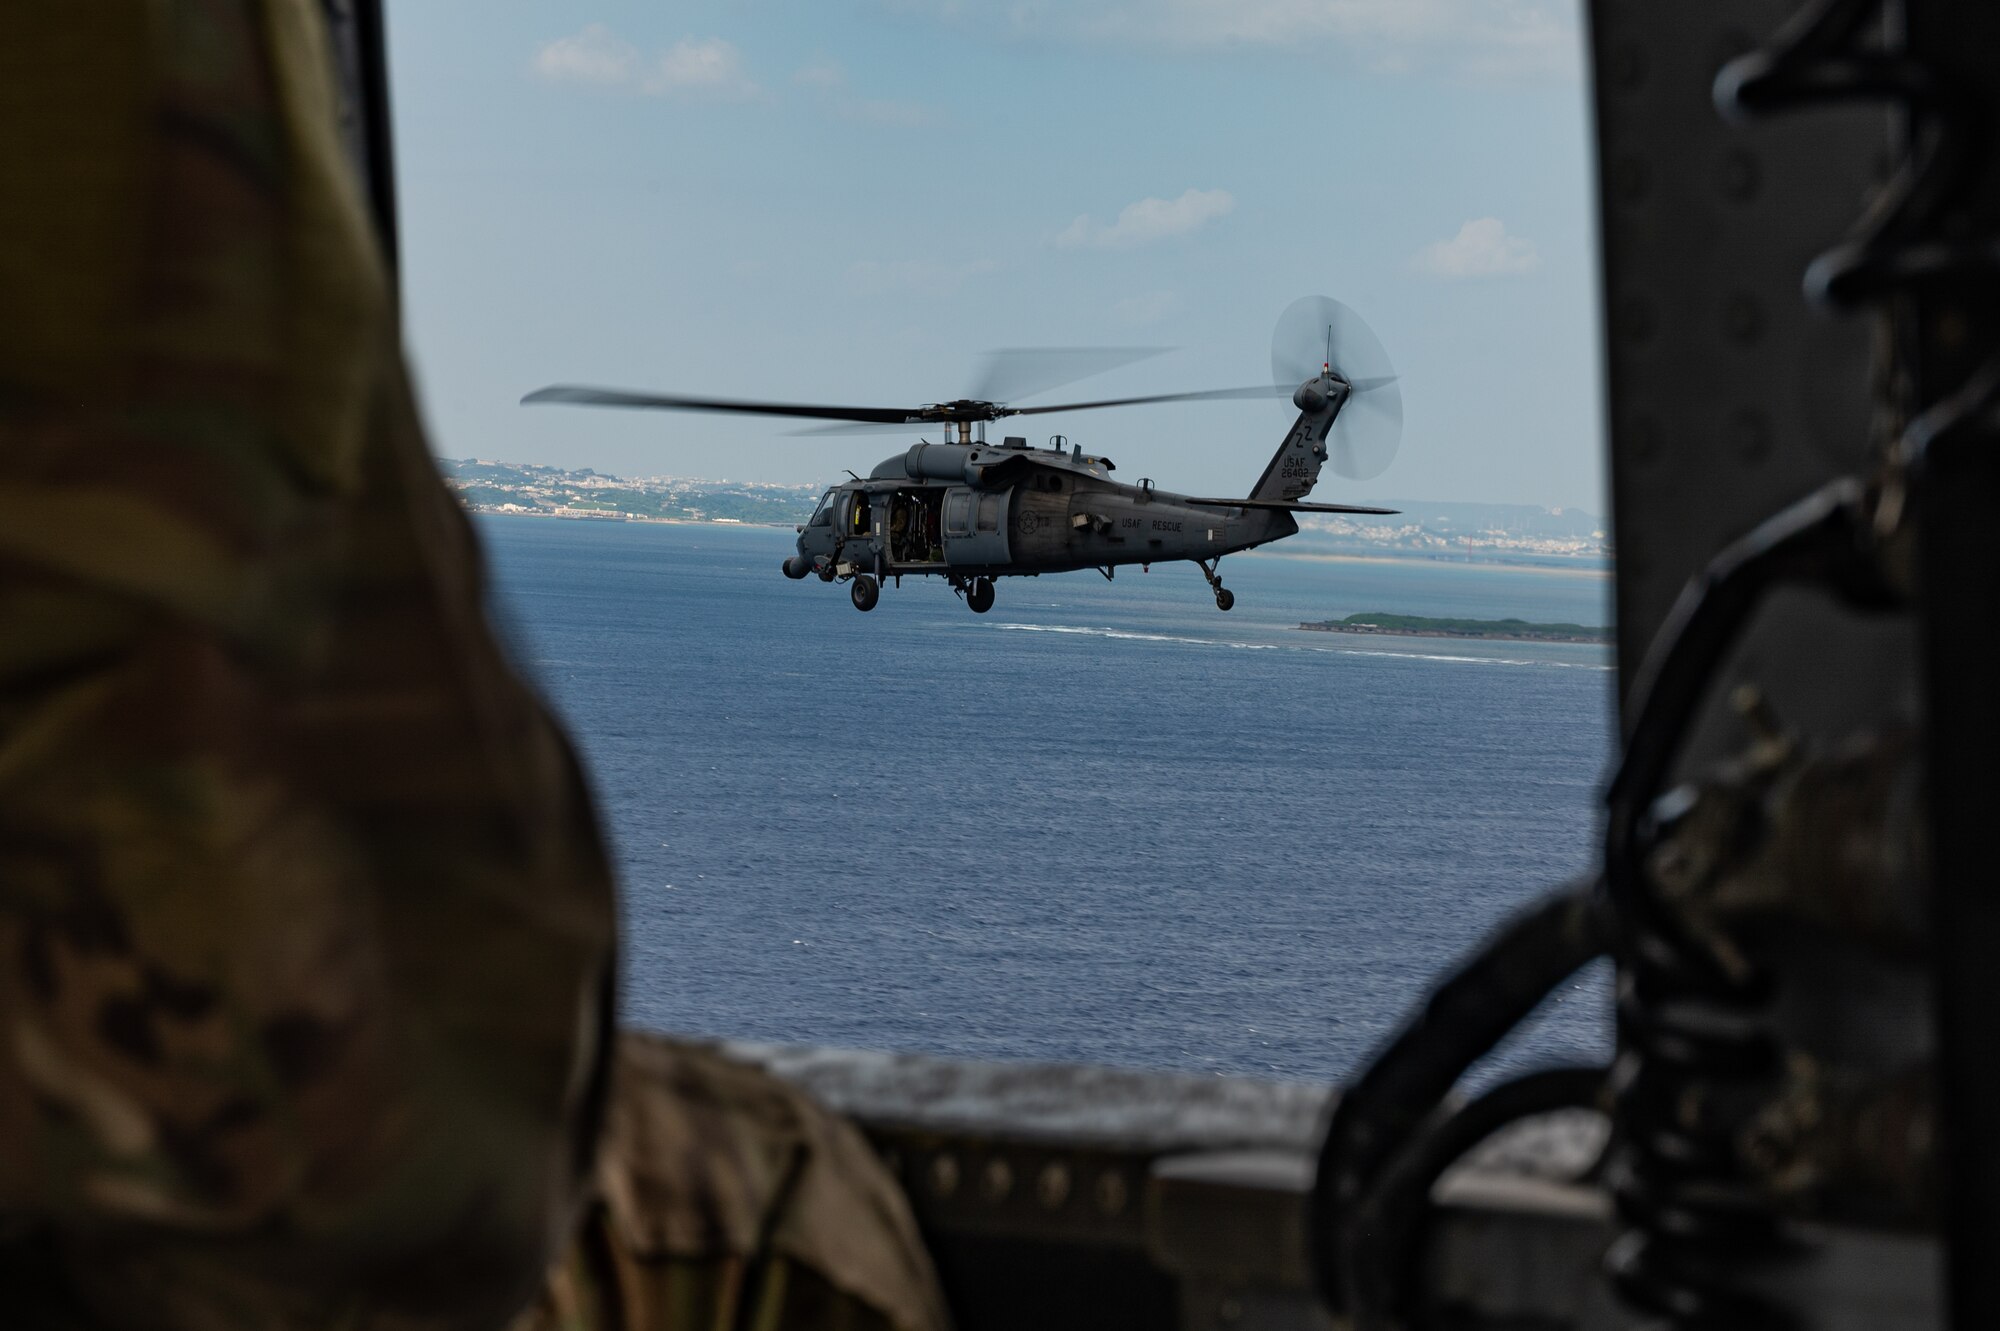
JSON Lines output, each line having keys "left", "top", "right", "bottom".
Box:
{"left": 967, "top": 578, "right": 995, "bottom": 614}
{"left": 1196, "top": 558, "right": 1232, "bottom": 611}
{"left": 850, "top": 575, "right": 879, "bottom": 612}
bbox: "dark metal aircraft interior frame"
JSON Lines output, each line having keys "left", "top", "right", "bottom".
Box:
{"left": 326, "top": 0, "right": 1996, "bottom": 1325}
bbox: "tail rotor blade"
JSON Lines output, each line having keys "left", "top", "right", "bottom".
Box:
{"left": 1271, "top": 295, "right": 1397, "bottom": 388}
{"left": 1271, "top": 295, "right": 1402, "bottom": 480}
{"left": 1328, "top": 377, "right": 1403, "bottom": 480}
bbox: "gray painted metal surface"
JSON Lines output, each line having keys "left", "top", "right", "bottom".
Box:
{"left": 1589, "top": 0, "right": 1885, "bottom": 680}
{"left": 779, "top": 384, "right": 1349, "bottom": 613}
{"left": 729, "top": 1043, "right": 1938, "bottom": 1329}
{"left": 1585, "top": 5, "right": 1947, "bottom": 1327}
{"left": 1588, "top": 0, "right": 1916, "bottom": 764}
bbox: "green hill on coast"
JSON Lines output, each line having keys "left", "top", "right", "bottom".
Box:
{"left": 1299, "top": 612, "right": 1610, "bottom": 644}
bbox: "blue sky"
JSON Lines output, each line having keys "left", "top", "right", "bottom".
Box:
{"left": 386, "top": 1, "right": 1601, "bottom": 511}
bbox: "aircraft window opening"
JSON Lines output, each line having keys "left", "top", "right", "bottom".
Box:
{"left": 336, "top": 12, "right": 1632, "bottom": 1295}
{"left": 382, "top": 5, "right": 1616, "bottom": 1167}
{"left": 889, "top": 488, "right": 944, "bottom": 564}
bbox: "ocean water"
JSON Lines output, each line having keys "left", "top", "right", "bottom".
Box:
{"left": 481, "top": 515, "right": 1618, "bottom": 1086}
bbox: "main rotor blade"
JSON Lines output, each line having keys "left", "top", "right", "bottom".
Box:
{"left": 1185, "top": 497, "right": 1400, "bottom": 514}
{"left": 1006, "top": 384, "right": 1288, "bottom": 417}
{"left": 788, "top": 420, "right": 940, "bottom": 437}
{"left": 968, "top": 346, "right": 1169, "bottom": 405}
{"left": 522, "top": 385, "right": 924, "bottom": 425}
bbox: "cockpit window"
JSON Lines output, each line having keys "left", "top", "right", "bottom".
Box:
{"left": 807, "top": 489, "right": 836, "bottom": 526}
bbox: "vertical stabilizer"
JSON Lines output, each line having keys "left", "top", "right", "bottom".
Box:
{"left": 1248, "top": 378, "right": 1346, "bottom": 503}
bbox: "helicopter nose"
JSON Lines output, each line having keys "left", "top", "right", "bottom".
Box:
{"left": 782, "top": 554, "right": 812, "bottom": 580}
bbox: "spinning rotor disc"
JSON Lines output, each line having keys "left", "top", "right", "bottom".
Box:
{"left": 1271, "top": 295, "right": 1402, "bottom": 481}
{"left": 524, "top": 346, "right": 1283, "bottom": 435}
{"left": 524, "top": 297, "right": 1398, "bottom": 477}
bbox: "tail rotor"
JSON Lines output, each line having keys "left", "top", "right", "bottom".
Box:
{"left": 1271, "top": 295, "right": 1403, "bottom": 481}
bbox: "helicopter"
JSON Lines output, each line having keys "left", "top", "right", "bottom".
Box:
{"left": 524, "top": 296, "right": 1403, "bottom": 613}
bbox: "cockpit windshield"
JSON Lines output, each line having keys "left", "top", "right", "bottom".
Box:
{"left": 807, "top": 488, "right": 836, "bottom": 526}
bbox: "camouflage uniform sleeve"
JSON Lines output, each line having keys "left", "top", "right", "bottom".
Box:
{"left": 508, "top": 1035, "right": 951, "bottom": 1331}
{"left": 0, "top": 5, "right": 617, "bottom": 1329}
{"left": 1, "top": 9, "right": 949, "bottom": 1331}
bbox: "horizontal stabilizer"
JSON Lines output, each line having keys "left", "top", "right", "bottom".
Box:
{"left": 1185, "top": 498, "right": 1400, "bottom": 515}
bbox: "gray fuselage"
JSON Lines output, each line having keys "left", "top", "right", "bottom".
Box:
{"left": 792, "top": 439, "right": 1297, "bottom": 584}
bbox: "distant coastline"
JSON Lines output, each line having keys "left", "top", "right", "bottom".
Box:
{"left": 442, "top": 457, "right": 819, "bottom": 527}
{"left": 1257, "top": 549, "right": 1611, "bottom": 577}
{"left": 1299, "top": 612, "right": 1612, "bottom": 645}
{"left": 443, "top": 457, "right": 1614, "bottom": 569}
{"left": 473, "top": 508, "right": 798, "bottom": 529}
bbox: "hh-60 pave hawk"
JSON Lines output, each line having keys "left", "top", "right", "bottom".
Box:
{"left": 525, "top": 296, "right": 1403, "bottom": 613}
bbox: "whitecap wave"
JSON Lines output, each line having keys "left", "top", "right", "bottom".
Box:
{"left": 989, "top": 622, "right": 1278, "bottom": 650}
{"left": 984, "top": 622, "right": 1614, "bottom": 671}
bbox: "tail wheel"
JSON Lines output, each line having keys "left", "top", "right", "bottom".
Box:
{"left": 967, "top": 578, "right": 995, "bottom": 614}
{"left": 850, "top": 575, "right": 880, "bottom": 612}
{"left": 1215, "top": 588, "right": 1235, "bottom": 612}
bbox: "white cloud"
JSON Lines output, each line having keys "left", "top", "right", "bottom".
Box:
{"left": 1055, "top": 188, "right": 1235, "bottom": 250}
{"left": 848, "top": 258, "right": 999, "bottom": 298}
{"left": 532, "top": 28, "right": 760, "bottom": 100}
{"left": 882, "top": 0, "right": 1578, "bottom": 81}
{"left": 1113, "top": 291, "right": 1181, "bottom": 326}
{"left": 1412, "top": 217, "right": 1541, "bottom": 277}
{"left": 793, "top": 57, "right": 848, "bottom": 90}
{"left": 533, "top": 24, "right": 642, "bottom": 86}
{"left": 793, "top": 57, "right": 938, "bottom": 126}
{"left": 647, "top": 38, "right": 760, "bottom": 99}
